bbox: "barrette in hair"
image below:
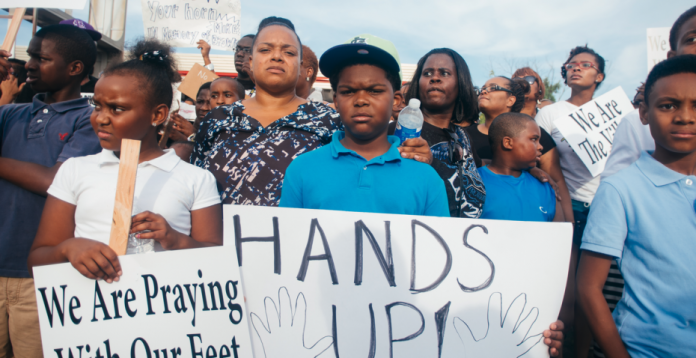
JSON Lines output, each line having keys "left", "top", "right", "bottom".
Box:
{"left": 139, "top": 50, "right": 167, "bottom": 63}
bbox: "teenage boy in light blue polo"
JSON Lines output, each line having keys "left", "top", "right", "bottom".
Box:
{"left": 279, "top": 42, "right": 448, "bottom": 216}
{"left": 576, "top": 55, "right": 696, "bottom": 358}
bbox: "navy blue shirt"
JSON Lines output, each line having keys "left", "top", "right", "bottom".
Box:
{"left": 478, "top": 166, "right": 556, "bottom": 221}
{"left": 279, "top": 131, "right": 449, "bottom": 217}
{"left": 0, "top": 94, "right": 101, "bottom": 277}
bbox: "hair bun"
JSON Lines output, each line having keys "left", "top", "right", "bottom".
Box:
{"left": 139, "top": 50, "right": 167, "bottom": 64}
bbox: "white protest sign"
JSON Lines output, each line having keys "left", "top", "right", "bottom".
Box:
{"left": 647, "top": 27, "right": 670, "bottom": 72}
{"left": 33, "top": 246, "right": 254, "bottom": 358}
{"left": 141, "top": 0, "right": 241, "bottom": 51}
{"left": 0, "top": 0, "right": 87, "bottom": 9}
{"left": 226, "top": 206, "right": 572, "bottom": 358}
{"left": 553, "top": 87, "right": 634, "bottom": 177}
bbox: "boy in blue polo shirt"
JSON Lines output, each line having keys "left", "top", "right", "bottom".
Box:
{"left": 0, "top": 25, "right": 101, "bottom": 356}
{"left": 478, "top": 112, "right": 563, "bottom": 222}
{"left": 279, "top": 42, "right": 448, "bottom": 216}
{"left": 576, "top": 55, "right": 696, "bottom": 358}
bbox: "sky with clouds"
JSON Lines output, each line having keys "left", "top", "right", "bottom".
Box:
{"left": 2, "top": 0, "right": 693, "bottom": 100}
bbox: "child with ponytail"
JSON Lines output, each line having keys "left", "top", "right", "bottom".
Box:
{"left": 27, "top": 39, "right": 223, "bottom": 282}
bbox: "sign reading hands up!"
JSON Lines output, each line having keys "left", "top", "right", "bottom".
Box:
{"left": 553, "top": 87, "right": 635, "bottom": 177}
{"left": 141, "top": 0, "right": 241, "bottom": 51}
{"left": 229, "top": 206, "right": 572, "bottom": 358}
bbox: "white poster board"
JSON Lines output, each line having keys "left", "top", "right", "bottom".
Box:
{"left": 226, "top": 206, "right": 572, "bottom": 358}
{"left": 33, "top": 246, "right": 254, "bottom": 358}
{"left": 0, "top": 0, "right": 87, "bottom": 9}
{"left": 553, "top": 87, "right": 634, "bottom": 177}
{"left": 141, "top": 0, "right": 241, "bottom": 52}
{"left": 647, "top": 27, "right": 670, "bottom": 72}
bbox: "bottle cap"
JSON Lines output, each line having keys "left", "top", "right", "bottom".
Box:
{"left": 408, "top": 98, "right": 421, "bottom": 108}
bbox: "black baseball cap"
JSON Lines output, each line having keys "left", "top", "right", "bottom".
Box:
{"left": 319, "top": 43, "right": 400, "bottom": 81}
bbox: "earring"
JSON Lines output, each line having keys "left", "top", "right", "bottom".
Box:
{"left": 306, "top": 77, "right": 310, "bottom": 81}
{"left": 152, "top": 122, "right": 157, "bottom": 127}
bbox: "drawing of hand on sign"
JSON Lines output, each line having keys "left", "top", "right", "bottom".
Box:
{"left": 453, "top": 292, "right": 543, "bottom": 357}
{"left": 250, "top": 287, "right": 334, "bottom": 358}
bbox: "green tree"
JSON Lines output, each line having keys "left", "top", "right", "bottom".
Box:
{"left": 543, "top": 77, "right": 563, "bottom": 102}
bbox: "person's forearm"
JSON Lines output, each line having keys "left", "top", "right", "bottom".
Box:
{"left": 203, "top": 55, "right": 211, "bottom": 66}
{"left": 172, "top": 232, "right": 221, "bottom": 250}
{"left": 0, "top": 158, "right": 61, "bottom": 196}
{"left": 556, "top": 178, "right": 574, "bottom": 223}
{"left": 578, "top": 286, "right": 630, "bottom": 358}
{"left": 27, "top": 244, "right": 69, "bottom": 275}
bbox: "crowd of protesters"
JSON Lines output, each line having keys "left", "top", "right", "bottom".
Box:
{"left": 0, "top": 5, "right": 695, "bottom": 358}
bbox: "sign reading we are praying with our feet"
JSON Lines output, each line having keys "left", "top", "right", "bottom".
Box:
{"left": 33, "top": 246, "right": 254, "bottom": 358}
{"left": 553, "top": 86, "right": 635, "bottom": 177}
{"left": 228, "top": 206, "right": 572, "bottom": 358}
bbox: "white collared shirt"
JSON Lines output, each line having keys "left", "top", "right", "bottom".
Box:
{"left": 48, "top": 149, "right": 221, "bottom": 251}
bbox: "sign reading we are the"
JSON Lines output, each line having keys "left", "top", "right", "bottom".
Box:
{"left": 33, "top": 247, "right": 253, "bottom": 358}
{"left": 228, "top": 206, "right": 572, "bottom": 358}
{"left": 141, "top": 0, "right": 241, "bottom": 51}
{"left": 553, "top": 87, "right": 635, "bottom": 177}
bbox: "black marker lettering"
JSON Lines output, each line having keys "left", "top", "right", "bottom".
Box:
{"left": 354, "top": 220, "right": 395, "bottom": 287}
{"left": 410, "top": 220, "right": 452, "bottom": 293}
{"left": 234, "top": 215, "right": 281, "bottom": 274}
{"left": 385, "top": 302, "right": 425, "bottom": 358}
{"left": 458, "top": 225, "right": 495, "bottom": 292}
{"left": 297, "top": 219, "right": 339, "bottom": 284}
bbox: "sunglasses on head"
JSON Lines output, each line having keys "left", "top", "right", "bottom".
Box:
{"left": 564, "top": 61, "right": 598, "bottom": 71}
{"left": 516, "top": 75, "right": 537, "bottom": 85}
{"left": 476, "top": 84, "right": 512, "bottom": 96}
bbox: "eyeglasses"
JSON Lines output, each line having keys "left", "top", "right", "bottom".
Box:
{"left": 516, "top": 75, "right": 537, "bottom": 85}
{"left": 564, "top": 61, "right": 598, "bottom": 71}
{"left": 235, "top": 46, "right": 252, "bottom": 55}
{"left": 476, "top": 84, "right": 512, "bottom": 96}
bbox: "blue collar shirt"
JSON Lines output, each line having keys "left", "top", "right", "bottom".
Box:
{"left": 0, "top": 94, "right": 101, "bottom": 277}
{"left": 279, "top": 131, "right": 449, "bottom": 217}
{"left": 581, "top": 151, "right": 696, "bottom": 357}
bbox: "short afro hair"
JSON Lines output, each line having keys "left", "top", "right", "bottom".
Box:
{"left": 488, "top": 112, "right": 536, "bottom": 153}
{"left": 561, "top": 45, "right": 605, "bottom": 89}
{"left": 196, "top": 81, "right": 212, "bottom": 99}
{"left": 669, "top": 5, "right": 696, "bottom": 51}
{"left": 34, "top": 25, "right": 97, "bottom": 79}
{"left": 328, "top": 59, "right": 401, "bottom": 93}
{"left": 644, "top": 54, "right": 696, "bottom": 104}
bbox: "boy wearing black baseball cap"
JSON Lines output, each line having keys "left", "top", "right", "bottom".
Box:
{"left": 279, "top": 42, "right": 449, "bottom": 216}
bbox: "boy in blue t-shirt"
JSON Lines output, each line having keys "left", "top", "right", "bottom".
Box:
{"left": 279, "top": 42, "right": 449, "bottom": 216}
{"left": 477, "top": 112, "right": 563, "bottom": 222}
{"left": 576, "top": 55, "right": 696, "bottom": 358}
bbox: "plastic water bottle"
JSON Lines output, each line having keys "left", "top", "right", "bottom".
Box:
{"left": 394, "top": 98, "right": 423, "bottom": 144}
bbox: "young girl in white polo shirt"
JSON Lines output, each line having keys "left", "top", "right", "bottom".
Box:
{"left": 28, "top": 39, "right": 222, "bottom": 283}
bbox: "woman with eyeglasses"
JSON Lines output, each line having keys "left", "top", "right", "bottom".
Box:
{"left": 536, "top": 46, "right": 605, "bottom": 241}
{"left": 535, "top": 45, "right": 606, "bottom": 358}
{"left": 394, "top": 48, "right": 485, "bottom": 218}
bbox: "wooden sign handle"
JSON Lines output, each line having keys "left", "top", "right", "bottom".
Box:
{"left": 1, "top": 8, "right": 26, "bottom": 52}
{"left": 108, "top": 139, "right": 141, "bottom": 256}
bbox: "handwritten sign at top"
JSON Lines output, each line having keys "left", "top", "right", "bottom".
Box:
{"left": 553, "top": 87, "right": 634, "bottom": 177}
{"left": 141, "top": 0, "right": 241, "bottom": 52}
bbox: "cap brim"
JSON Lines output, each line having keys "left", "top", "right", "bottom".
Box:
{"left": 319, "top": 43, "right": 400, "bottom": 80}
{"left": 85, "top": 29, "right": 102, "bottom": 41}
